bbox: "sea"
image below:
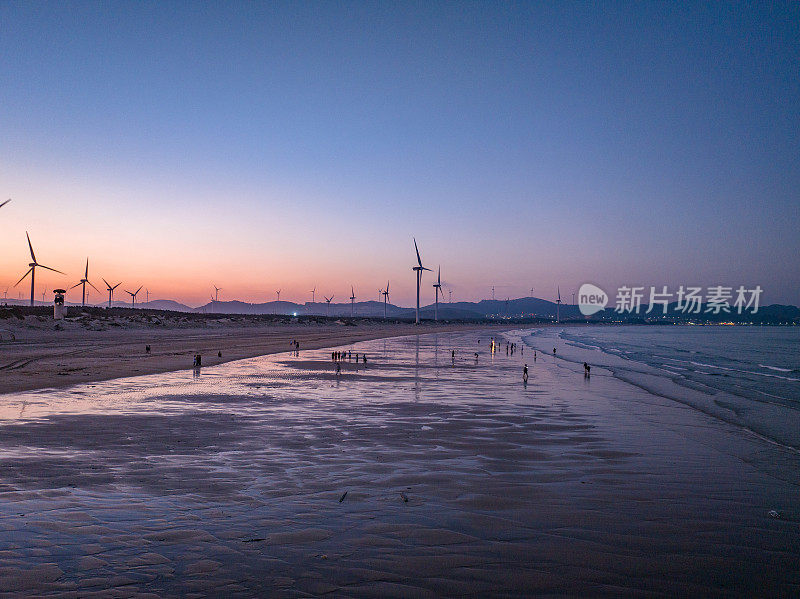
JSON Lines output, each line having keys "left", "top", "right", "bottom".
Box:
{"left": 521, "top": 325, "right": 800, "bottom": 452}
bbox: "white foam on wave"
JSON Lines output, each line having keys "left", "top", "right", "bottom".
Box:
{"left": 759, "top": 364, "right": 792, "bottom": 373}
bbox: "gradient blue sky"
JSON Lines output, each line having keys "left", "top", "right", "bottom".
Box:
{"left": 2, "top": 2, "right": 798, "bottom": 306}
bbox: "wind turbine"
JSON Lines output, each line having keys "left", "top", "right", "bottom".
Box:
{"left": 381, "top": 281, "right": 390, "bottom": 319}
{"left": 350, "top": 286, "right": 356, "bottom": 317}
{"left": 412, "top": 238, "right": 431, "bottom": 324}
{"left": 449, "top": 289, "right": 452, "bottom": 303}
{"left": 70, "top": 258, "right": 100, "bottom": 307}
{"left": 41, "top": 286, "right": 47, "bottom": 302}
{"left": 14, "top": 232, "right": 64, "bottom": 306}
{"left": 276, "top": 289, "right": 281, "bottom": 302}
{"left": 556, "top": 287, "right": 562, "bottom": 323}
{"left": 102, "top": 279, "right": 121, "bottom": 308}
{"left": 324, "top": 295, "right": 334, "bottom": 317}
{"left": 125, "top": 285, "right": 143, "bottom": 306}
{"left": 146, "top": 288, "right": 150, "bottom": 304}
{"left": 213, "top": 285, "right": 221, "bottom": 302}
{"left": 309, "top": 285, "right": 316, "bottom": 304}
{"left": 432, "top": 266, "right": 443, "bottom": 321}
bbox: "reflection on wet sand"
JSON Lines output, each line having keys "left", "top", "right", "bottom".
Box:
{"left": 0, "top": 330, "right": 797, "bottom": 597}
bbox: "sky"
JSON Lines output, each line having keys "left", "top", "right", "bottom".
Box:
{"left": 1, "top": 2, "right": 798, "bottom": 307}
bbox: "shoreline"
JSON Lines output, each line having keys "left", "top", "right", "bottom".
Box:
{"left": 0, "top": 320, "right": 499, "bottom": 395}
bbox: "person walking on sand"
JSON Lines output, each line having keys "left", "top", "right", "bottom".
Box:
{"left": 523, "top": 364, "right": 528, "bottom": 383}
{"left": 584, "top": 362, "right": 591, "bottom": 376}
{"left": 553, "top": 347, "right": 556, "bottom": 355}
{"left": 336, "top": 361, "right": 341, "bottom": 375}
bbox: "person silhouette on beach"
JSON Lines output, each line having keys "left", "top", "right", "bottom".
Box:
{"left": 584, "top": 362, "right": 591, "bottom": 376}
{"left": 336, "top": 362, "right": 341, "bottom": 375}
{"left": 475, "top": 352, "right": 479, "bottom": 363}
{"left": 523, "top": 364, "right": 528, "bottom": 383}
{"left": 553, "top": 347, "right": 556, "bottom": 355}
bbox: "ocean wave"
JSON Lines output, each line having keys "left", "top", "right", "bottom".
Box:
{"left": 759, "top": 364, "right": 793, "bottom": 373}
{"left": 689, "top": 361, "right": 800, "bottom": 382}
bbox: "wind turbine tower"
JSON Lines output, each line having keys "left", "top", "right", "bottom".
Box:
{"left": 350, "top": 286, "right": 356, "bottom": 317}
{"left": 125, "top": 285, "right": 143, "bottom": 306}
{"left": 412, "top": 238, "right": 431, "bottom": 324}
{"left": 433, "top": 266, "right": 443, "bottom": 321}
{"left": 103, "top": 278, "right": 121, "bottom": 308}
{"left": 70, "top": 258, "right": 99, "bottom": 306}
{"left": 381, "top": 281, "right": 390, "bottom": 319}
{"left": 556, "top": 287, "right": 562, "bottom": 323}
{"left": 14, "top": 232, "right": 64, "bottom": 306}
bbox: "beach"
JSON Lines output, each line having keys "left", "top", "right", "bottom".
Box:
{"left": 0, "top": 328, "right": 797, "bottom": 597}
{"left": 0, "top": 311, "right": 495, "bottom": 395}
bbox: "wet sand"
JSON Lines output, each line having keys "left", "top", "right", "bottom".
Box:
{"left": 0, "top": 318, "right": 493, "bottom": 395}
{"left": 0, "top": 330, "right": 797, "bottom": 597}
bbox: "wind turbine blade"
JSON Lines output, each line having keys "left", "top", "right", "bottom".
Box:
{"left": 70, "top": 282, "right": 83, "bottom": 290}
{"left": 413, "top": 238, "right": 422, "bottom": 267}
{"left": 25, "top": 232, "right": 36, "bottom": 262}
{"left": 135, "top": 285, "right": 143, "bottom": 294}
{"left": 84, "top": 258, "right": 89, "bottom": 278}
{"left": 102, "top": 278, "right": 111, "bottom": 289}
{"left": 37, "top": 264, "right": 65, "bottom": 275}
{"left": 422, "top": 267, "right": 432, "bottom": 272}
{"left": 437, "top": 266, "right": 441, "bottom": 285}
{"left": 0, "top": 199, "right": 10, "bottom": 209}
{"left": 112, "top": 283, "right": 121, "bottom": 290}
{"left": 14, "top": 268, "right": 33, "bottom": 287}
{"left": 88, "top": 281, "right": 101, "bottom": 293}
{"left": 386, "top": 280, "right": 390, "bottom": 292}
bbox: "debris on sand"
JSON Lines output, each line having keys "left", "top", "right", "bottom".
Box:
{"left": 339, "top": 491, "right": 348, "bottom": 503}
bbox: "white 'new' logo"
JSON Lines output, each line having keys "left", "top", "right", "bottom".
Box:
{"left": 578, "top": 283, "right": 608, "bottom": 316}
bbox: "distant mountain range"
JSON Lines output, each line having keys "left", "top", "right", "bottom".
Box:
{"left": 2, "top": 296, "right": 798, "bottom": 324}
